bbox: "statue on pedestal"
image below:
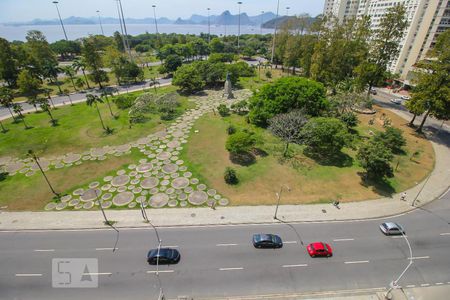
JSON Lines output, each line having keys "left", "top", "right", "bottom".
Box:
{"left": 223, "top": 72, "right": 234, "bottom": 99}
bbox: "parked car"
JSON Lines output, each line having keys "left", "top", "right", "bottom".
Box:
{"left": 307, "top": 242, "right": 333, "bottom": 257}
{"left": 147, "top": 248, "right": 180, "bottom": 265}
{"left": 370, "top": 88, "right": 377, "bottom": 95}
{"left": 400, "top": 95, "right": 411, "bottom": 100}
{"left": 390, "top": 98, "right": 402, "bottom": 104}
{"left": 252, "top": 234, "right": 283, "bottom": 248}
{"left": 379, "top": 222, "right": 405, "bottom": 236}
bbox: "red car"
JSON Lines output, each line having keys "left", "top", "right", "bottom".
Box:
{"left": 307, "top": 242, "right": 333, "bottom": 257}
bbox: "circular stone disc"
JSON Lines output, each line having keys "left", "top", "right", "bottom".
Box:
{"left": 168, "top": 200, "right": 178, "bottom": 207}
{"left": 44, "top": 202, "right": 57, "bottom": 211}
{"left": 83, "top": 201, "right": 94, "bottom": 209}
{"left": 55, "top": 202, "right": 67, "bottom": 210}
{"left": 149, "top": 193, "right": 169, "bottom": 208}
{"left": 112, "top": 191, "right": 134, "bottom": 206}
{"left": 80, "top": 189, "right": 101, "bottom": 202}
{"left": 63, "top": 153, "right": 81, "bottom": 164}
{"left": 136, "top": 163, "right": 153, "bottom": 173}
{"left": 141, "top": 177, "right": 159, "bottom": 189}
{"left": 188, "top": 191, "right": 208, "bottom": 205}
{"left": 171, "top": 177, "right": 190, "bottom": 189}
{"left": 111, "top": 175, "right": 130, "bottom": 187}
{"left": 157, "top": 152, "right": 171, "bottom": 160}
{"left": 162, "top": 164, "right": 178, "bottom": 174}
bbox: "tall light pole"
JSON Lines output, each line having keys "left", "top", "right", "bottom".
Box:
{"left": 271, "top": 0, "right": 280, "bottom": 64}
{"left": 207, "top": 8, "right": 211, "bottom": 43}
{"left": 52, "top": 1, "right": 68, "bottom": 41}
{"left": 152, "top": 5, "right": 159, "bottom": 34}
{"left": 260, "top": 11, "right": 264, "bottom": 35}
{"left": 286, "top": 6, "right": 290, "bottom": 16}
{"left": 237, "top": 1, "right": 243, "bottom": 50}
{"left": 118, "top": 0, "right": 133, "bottom": 61}
{"left": 116, "top": 0, "right": 128, "bottom": 56}
{"left": 96, "top": 10, "right": 105, "bottom": 35}
{"left": 274, "top": 184, "right": 291, "bottom": 220}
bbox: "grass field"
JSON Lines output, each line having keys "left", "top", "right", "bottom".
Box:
{"left": 180, "top": 106, "right": 435, "bottom": 206}
{"left": 0, "top": 86, "right": 194, "bottom": 159}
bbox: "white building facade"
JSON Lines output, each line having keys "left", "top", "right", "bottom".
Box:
{"left": 323, "top": 0, "right": 450, "bottom": 83}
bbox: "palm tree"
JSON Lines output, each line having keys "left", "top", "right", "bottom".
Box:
{"left": 26, "top": 97, "right": 39, "bottom": 112}
{"left": 42, "top": 62, "right": 63, "bottom": 94}
{"left": 100, "top": 89, "right": 115, "bottom": 117}
{"left": 12, "top": 103, "right": 29, "bottom": 129}
{"left": 63, "top": 89, "right": 74, "bottom": 106}
{"left": 0, "top": 119, "right": 7, "bottom": 133}
{"left": 42, "top": 88, "right": 57, "bottom": 109}
{"left": 38, "top": 98, "right": 57, "bottom": 126}
{"left": 72, "top": 58, "right": 91, "bottom": 89}
{"left": 86, "top": 94, "right": 106, "bottom": 130}
{"left": 0, "top": 87, "right": 16, "bottom": 122}
{"left": 62, "top": 66, "right": 78, "bottom": 91}
{"left": 149, "top": 77, "right": 160, "bottom": 94}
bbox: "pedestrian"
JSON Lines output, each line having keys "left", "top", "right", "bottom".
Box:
{"left": 400, "top": 192, "right": 407, "bottom": 201}
{"left": 211, "top": 200, "right": 216, "bottom": 210}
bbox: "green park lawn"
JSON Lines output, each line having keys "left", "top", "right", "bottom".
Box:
{"left": 0, "top": 86, "right": 192, "bottom": 159}
{"left": 181, "top": 106, "right": 435, "bottom": 206}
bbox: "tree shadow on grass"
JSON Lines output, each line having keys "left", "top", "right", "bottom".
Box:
{"left": 230, "top": 152, "right": 256, "bottom": 166}
{"left": 303, "top": 148, "right": 353, "bottom": 168}
{"left": 0, "top": 171, "right": 8, "bottom": 182}
{"left": 357, "top": 172, "right": 395, "bottom": 197}
{"left": 252, "top": 148, "right": 268, "bottom": 157}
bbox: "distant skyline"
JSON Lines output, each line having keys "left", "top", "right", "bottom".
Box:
{"left": 0, "top": 0, "right": 325, "bottom": 23}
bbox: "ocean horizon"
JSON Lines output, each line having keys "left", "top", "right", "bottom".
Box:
{"left": 0, "top": 23, "right": 274, "bottom": 42}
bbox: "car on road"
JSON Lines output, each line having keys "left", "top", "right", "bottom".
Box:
{"left": 400, "top": 95, "right": 411, "bottom": 100}
{"left": 147, "top": 248, "right": 180, "bottom": 265}
{"left": 252, "top": 234, "right": 283, "bottom": 248}
{"left": 379, "top": 222, "right": 405, "bottom": 236}
{"left": 370, "top": 88, "right": 377, "bottom": 95}
{"left": 390, "top": 98, "right": 402, "bottom": 104}
{"left": 307, "top": 242, "right": 333, "bottom": 257}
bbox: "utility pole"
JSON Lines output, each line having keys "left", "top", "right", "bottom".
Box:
{"left": 237, "top": 2, "right": 243, "bottom": 50}
{"left": 271, "top": 0, "right": 280, "bottom": 64}
{"left": 52, "top": 1, "right": 68, "bottom": 40}
{"left": 286, "top": 6, "right": 290, "bottom": 17}
{"left": 260, "top": 11, "right": 264, "bottom": 35}
{"left": 152, "top": 5, "right": 159, "bottom": 34}
{"left": 96, "top": 10, "right": 105, "bottom": 35}
{"left": 274, "top": 184, "right": 290, "bottom": 219}
{"left": 207, "top": 8, "right": 211, "bottom": 43}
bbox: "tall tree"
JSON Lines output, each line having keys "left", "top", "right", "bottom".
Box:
{"left": 100, "top": 89, "right": 115, "bottom": 117}
{"left": 0, "top": 87, "right": 17, "bottom": 121}
{"left": 82, "top": 38, "right": 108, "bottom": 88}
{"left": 86, "top": 94, "right": 106, "bottom": 130}
{"left": 38, "top": 97, "right": 58, "bottom": 126}
{"left": 42, "top": 88, "right": 57, "bottom": 109}
{"left": 12, "top": 103, "right": 29, "bottom": 129}
{"left": 17, "top": 69, "right": 41, "bottom": 111}
{"left": 62, "top": 65, "right": 77, "bottom": 91}
{"left": 25, "top": 30, "right": 58, "bottom": 81}
{"left": 268, "top": 110, "right": 308, "bottom": 156}
{"left": 72, "top": 58, "right": 91, "bottom": 89}
{"left": 0, "top": 37, "right": 18, "bottom": 87}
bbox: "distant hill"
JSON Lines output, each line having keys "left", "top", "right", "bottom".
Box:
{"left": 262, "top": 15, "right": 317, "bottom": 29}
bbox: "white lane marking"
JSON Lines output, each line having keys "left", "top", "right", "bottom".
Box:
{"left": 421, "top": 283, "right": 430, "bottom": 287}
{"left": 391, "top": 236, "right": 408, "bottom": 239}
{"left": 162, "top": 245, "right": 179, "bottom": 248}
{"left": 411, "top": 256, "right": 430, "bottom": 260}
{"left": 344, "top": 260, "right": 370, "bottom": 264}
{"left": 216, "top": 243, "right": 238, "bottom": 246}
{"left": 438, "top": 187, "right": 450, "bottom": 199}
{"left": 146, "top": 270, "right": 174, "bottom": 274}
{"left": 436, "top": 282, "right": 444, "bottom": 285}
{"left": 219, "top": 267, "right": 244, "bottom": 271}
{"left": 447, "top": 282, "right": 450, "bottom": 284}
{"left": 82, "top": 272, "right": 112, "bottom": 276}
{"left": 283, "top": 241, "right": 298, "bottom": 244}
{"left": 34, "top": 249, "right": 55, "bottom": 252}
{"left": 333, "top": 238, "right": 355, "bottom": 242}
{"left": 406, "top": 285, "right": 416, "bottom": 288}
{"left": 439, "top": 233, "right": 450, "bottom": 236}
{"left": 15, "top": 273, "right": 43, "bottom": 277}
{"left": 95, "top": 248, "right": 117, "bottom": 251}
{"left": 282, "top": 264, "right": 308, "bottom": 268}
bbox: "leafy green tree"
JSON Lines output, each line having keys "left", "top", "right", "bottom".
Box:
{"left": 373, "top": 126, "right": 406, "bottom": 154}
{"left": 172, "top": 64, "right": 205, "bottom": 94}
{"left": 24, "top": 30, "right": 58, "bottom": 80}
{"left": 82, "top": 38, "right": 108, "bottom": 88}
{"left": 209, "top": 38, "right": 225, "bottom": 53}
{"left": 301, "top": 117, "right": 350, "bottom": 157}
{"left": 0, "top": 37, "right": 18, "bottom": 87}
{"left": 225, "top": 130, "right": 256, "bottom": 154}
{"left": 86, "top": 94, "right": 106, "bottom": 131}
{"left": 50, "top": 40, "right": 81, "bottom": 59}
{"left": 196, "top": 61, "right": 226, "bottom": 87}
{"left": 355, "top": 5, "right": 408, "bottom": 94}
{"left": 208, "top": 53, "right": 235, "bottom": 63}
{"left": 0, "top": 87, "right": 16, "bottom": 121}
{"left": 248, "top": 77, "right": 328, "bottom": 127}
{"left": 158, "top": 54, "right": 183, "bottom": 74}
{"left": 357, "top": 140, "right": 393, "bottom": 179}
{"left": 268, "top": 110, "right": 308, "bottom": 156}
{"left": 72, "top": 58, "right": 91, "bottom": 89}
{"left": 62, "top": 66, "right": 77, "bottom": 91}
{"left": 339, "top": 111, "right": 359, "bottom": 129}
{"left": 226, "top": 62, "right": 255, "bottom": 85}
{"left": 17, "top": 69, "right": 41, "bottom": 110}
{"left": 38, "top": 97, "right": 57, "bottom": 126}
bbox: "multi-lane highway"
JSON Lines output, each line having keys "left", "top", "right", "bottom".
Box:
{"left": 1, "top": 188, "right": 449, "bottom": 300}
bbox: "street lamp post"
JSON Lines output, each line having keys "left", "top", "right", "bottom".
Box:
{"left": 52, "top": 1, "right": 68, "bottom": 41}
{"left": 274, "top": 184, "right": 291, "bottom": 219}
{"left": 260, "top": 11, "right": 264, "bottom": 35}
{"left": 237, "top": 1, "right": 243, "bottom": 50}
{"left": 96, "top": 10, "right": 105, "bottom": 35}
{"left": 207, "top": 8, "right": 211, "bottom": 43}
{"left": 28, "top": 150, "right": 60, "bottom": 200}
{"left": 115, "top": 0, "right": 128, "bottom": 56}
{"left": 286, "top": 6, "right": 290, "bottom": 17}
{"left": 118, "top": 0, "right": 133, "bottom": 61}
{"left": 270, "top": 0, "right": 280, "bottom": 64}
{"left": 152, "top": 5, "right": 159, "bottom": 34}
{"left": 385, "top": 227, "right": 413, "bottom": 299}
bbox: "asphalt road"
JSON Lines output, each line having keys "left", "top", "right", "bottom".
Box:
{"left": 1, "top": 187, "right": 449, "bottom": 300}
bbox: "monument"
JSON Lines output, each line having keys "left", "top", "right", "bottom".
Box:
{"left": 223, "top": 72, "right": 234, "bottom": 99}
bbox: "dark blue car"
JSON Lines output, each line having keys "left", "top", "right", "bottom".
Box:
{"left": 147, "top": 248, "right": 180, "bottom": 265}
{"left": 252, "top": 234, "right": 283, "bottom": 248}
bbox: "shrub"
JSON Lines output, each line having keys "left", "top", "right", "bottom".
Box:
{"left": 339, "top": 111, "right": 359, "bottom": 129}
{"left": 230, "top": 100, "right": 248, "bottom": 114}
{"left": 113, "top": 94, "right": 135, "bottom": 110}
{"left": 357, "top": 140, "right": 394, "bottom": 179}
{"left": 209, "top": 53, "right": 235, "bottom": 63}
{"left": 373, "top": 126, "right": 406, "bottom": 154}
{"left": 265, "top": 70, "right": 272, "bottom": 78}
{"left": 225, "top": 130, "right": 256, "bottom": 154}
{"left": 227, "top": 125, "right": 237, "bottom": 135}
{"left": 172, "top": 64, "right": 205, "bottom": 94}
{"left": 217, "top": 104, "right": 230, "bottom": 117}
{"left": 224, "top": 167, "right": 239, "bottom": 185}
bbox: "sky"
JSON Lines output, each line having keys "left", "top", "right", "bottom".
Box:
{"left": 0, "top": 0, "right": 325, "bottom": 22}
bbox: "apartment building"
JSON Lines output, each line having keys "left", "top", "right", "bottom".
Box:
{"left": 323, "top": 0, "right": 450, "bottom": 84}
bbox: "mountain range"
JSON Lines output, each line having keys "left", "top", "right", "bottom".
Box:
{"left": 3, "top": 11, "right": 278, "bottom": 27}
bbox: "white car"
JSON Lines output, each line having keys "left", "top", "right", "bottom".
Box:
{"left": 390, "top": 98, "right": 402, "bottom": 104}
{"left": 400, "top": 95, "right": 411, "bottom": 100}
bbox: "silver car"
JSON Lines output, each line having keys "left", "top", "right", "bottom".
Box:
{"left": 380, "top": 222, "right": 405, "bottom": 236}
